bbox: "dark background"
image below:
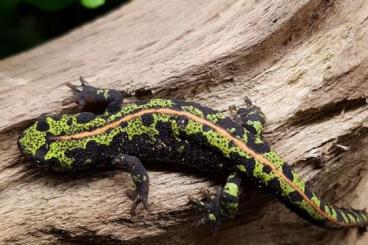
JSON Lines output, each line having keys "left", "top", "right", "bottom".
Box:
{"left": 0, "top": 0, "right": 127, "bottom": 59}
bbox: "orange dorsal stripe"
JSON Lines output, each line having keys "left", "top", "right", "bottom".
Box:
{"left": 54, "top": 108, "right": 357, "bottom": 227}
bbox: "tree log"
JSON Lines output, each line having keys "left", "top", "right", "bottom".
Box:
{"left": 1, "top": 0, "right": 368, "bottom": 244}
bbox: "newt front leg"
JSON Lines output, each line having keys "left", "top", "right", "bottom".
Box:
{"left": 67, "top": 77, "right": 124, "bottom": 113}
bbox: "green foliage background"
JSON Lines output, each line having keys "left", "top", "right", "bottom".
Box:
{"left": 0, "top": 0, "right": 127, "bottom": 59}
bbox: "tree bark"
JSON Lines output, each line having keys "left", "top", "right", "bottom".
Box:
{"left": 1, "top": 0, "right": 368, "bottom": 244}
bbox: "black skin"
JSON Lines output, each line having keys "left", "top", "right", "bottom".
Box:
{"left": 69, "top": 78, "right": 265, "bottom": 230}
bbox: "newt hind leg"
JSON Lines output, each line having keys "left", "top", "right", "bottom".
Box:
{"left": 188, "top": 187, "right": 223, "bottom": 231}
{"left": 188, "top": 172, "right": 241, "bottom": 232}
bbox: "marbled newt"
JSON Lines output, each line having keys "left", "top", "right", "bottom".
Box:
{"left": 18, "top": 78, "right": 368, "bottom": 231}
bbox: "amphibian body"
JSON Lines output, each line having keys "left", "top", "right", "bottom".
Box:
{"left": 18, "top": 78, "right": 368, "bottom": 230}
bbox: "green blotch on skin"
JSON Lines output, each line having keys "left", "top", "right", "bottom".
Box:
{"left": 108, "top": 99, "right": 176, "bottom": 121}
{"left": 46, "top": 114, "right": 107, "bottom": 136}
{"left": 311, "top": 194, "right": 321, "bottom": 207}
{"left": 145, "top": 98, "right": 175, "bottom": 108}
{"left": 253, "top": 160, "right": 276, "bottom": 184}
{"left": 241, "top": 132, "right": 248, "bottom": 143}
{"left": 203, "top": 129, "right": 232, "bottom": 157}
{"left": 109, "top": 103, "right": 139, "bottom": 120}
{"left": 263, "top": 151, "right": 284, "bottom": 170}
{"left": 152, "top": 113, "right": 180, "bottom": 137}
{"left": 346, "top": 213, "right": 355, "bottom": 223}
{"left": 340, "top": 212, "right": 349, "bottom": 223}
{"left": 18, "top": 124, "right": 46, "bottom": 156}
{"left": 206, "top": 112, "right": 225, "bottom": 123}
{"left": 208, "top": 213, "right": 216, "bottom": 222}
{"left": 224, "top": 183, "right": 239, "bottom": 197}
{"left": 247, "top": 120, "right": 263, "bottom": 136}
{"left": 171, "top": 120, "right": 180, "bottom": 137}
{"left": 254, "top": 137, "right": 263, "bottom": 144}
{"left": 184, "top": 120, "right": 234, "bottom": 157}
{"left": 97, "top": 89, "right": 109, "bottom": 99}
{"left": 184, "top": 118, "right": 246, "bottom": 159}
{"left": 123, "top": 118, "right": 159, "bottom": 141}
{"left": 227, "top": 127, "right": 236, "bottom": 133}
{"left": 237, "top": 165, "right": 246, "bottom": 173}
{"left": 44, "top": 141, "right": 75, "bottom": 165}
{"left": 292, "top": 175, "right": 306, "bottom": 193}
{"left": 225, "top": 202, "right": 238, "bottom": 210}
{"left": 324, "top": 205, "right": 336, "bottom": 220}
{"left": 185, "top": 120, "right": 203, "bottom": 134}
{"left": 296, "top": 200, "right": 324, "bottom": 221}
{"left": 360, "top": 213, "right": 368, "bottom": 222}
{"left": 132, "top": 175, "right": 141, "bottom": 184}
{"left": 153, "top": 113, "right": 171, "bottom": 122}
{"left": 362, "top": 214, "right": 368, "bottom": 222}
{"left": 234, "top": 149, "right": 249, "bottom": 158}
{"left": 181, "top": 106, "right": 204, "bottom": 117}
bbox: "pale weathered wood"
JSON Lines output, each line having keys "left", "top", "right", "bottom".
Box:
{"left": 0, "top": 0, "right": 368, "bottom": 244}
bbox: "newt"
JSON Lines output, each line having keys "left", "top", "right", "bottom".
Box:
{"left": 18, "top": 78, "right": 368, "bottom": 231}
